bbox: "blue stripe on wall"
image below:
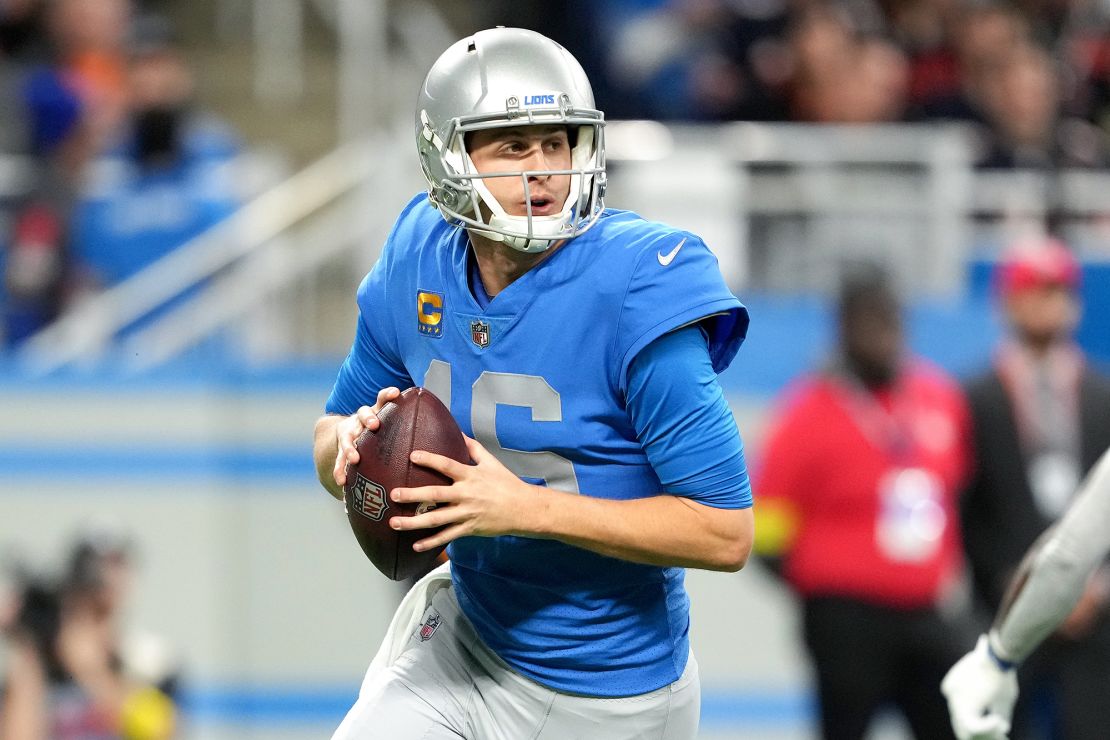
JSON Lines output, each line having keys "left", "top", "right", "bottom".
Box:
{"left": 180, "top": 685, "right": 357, "bottom": 724}
{"left": 176, "top": 685, "right": 813, "bottom": 728}
{"left": 718, "top": 293, "right": 1004, "bottom": 396}
{"left": 701, "top": 689, "right": 815, "bottom": 727}
{"left": 0, "top": 447, "right": 316, "bottom": 482}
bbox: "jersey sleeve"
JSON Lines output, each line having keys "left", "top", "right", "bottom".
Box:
{"left": 324, "top": 202, "right": 423, "bottom": 415}
{"left": 993, "top": 447, "right": 1110, "bottom": 662}
{"left": 614, "top": 233, "right": 748, "bottom": 395}
{"left": 625, "top": 325, "right": 752, "bottom": 509}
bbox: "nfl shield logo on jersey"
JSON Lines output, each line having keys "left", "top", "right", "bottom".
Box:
{"left": 418, "top": 610, "right": 442, "bottom": 641}
{"left": 470, "top": 319, "right": 490, "bottom": 348}
{"left": 349, "top": 473, "right": 388, "bottom": 521}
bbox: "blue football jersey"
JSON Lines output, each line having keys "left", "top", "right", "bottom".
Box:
{"left": 328, "top": 193, "right": 749, "bottom": 696}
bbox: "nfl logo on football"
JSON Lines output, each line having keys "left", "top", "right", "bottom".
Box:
{"left": 470, "top": 319, "right": 490, "bottom": 349}
{"left": 350, "top": 473, "right": 388, "bottom": 521}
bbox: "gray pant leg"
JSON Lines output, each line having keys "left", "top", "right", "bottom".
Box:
{"left": 333, "top": 666, "right": 465, "bottom": 740}
{"left": 526, "top": 652, "right": 701, "bottom": 740}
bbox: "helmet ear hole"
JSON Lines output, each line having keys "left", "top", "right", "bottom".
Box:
{"left": 437, "top": 183, "right": 460, "bottom": 209}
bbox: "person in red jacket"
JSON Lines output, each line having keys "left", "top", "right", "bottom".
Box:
{"left": 754, "top": 263, "right": 977, "bottom": 740}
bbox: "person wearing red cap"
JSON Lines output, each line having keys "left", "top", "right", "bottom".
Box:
{"left": 959, "top": 238, "right": 1110, "bottom": 739}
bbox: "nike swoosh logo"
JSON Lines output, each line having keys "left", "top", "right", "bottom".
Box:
{"left": 657, "top": 237, "right": 687, "bottom": 266}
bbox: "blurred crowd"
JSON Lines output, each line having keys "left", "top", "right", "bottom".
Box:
{"left": 0, "top": 0, "right": 239, "bottom": 349}
{"left": 0, "top": 524, "right": 180, "bottom": 740}
{"left": 2, "top": 0, "right": 1109, "bottom": 349}
{"left": 487, "top": 0, "right": 1110, "bottom": 168}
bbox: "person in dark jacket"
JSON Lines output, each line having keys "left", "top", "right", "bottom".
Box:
{"left": 961, "top": 237, "right": 1110, "bottom": 740}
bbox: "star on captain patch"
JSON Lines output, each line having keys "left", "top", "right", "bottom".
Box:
{"left": 470, "top": 319, "right": 490, "bottom": 349}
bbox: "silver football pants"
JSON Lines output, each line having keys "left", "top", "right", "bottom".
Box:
{"left": 331, "top": 584, "right": 701, "bottom": 740}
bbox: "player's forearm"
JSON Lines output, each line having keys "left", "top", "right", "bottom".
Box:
{"left": 525, "top": 489, "right": 753, "bottom": 571}
{"left": 992, "top": 447, "right": 1110, "bottom": 662}
{"left": 313, "top": 414, "right": 344, "bottom": 500}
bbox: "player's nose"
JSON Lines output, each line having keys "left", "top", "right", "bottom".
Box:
{"left": 524, "top": 147, "right": 553, "bottom": 178}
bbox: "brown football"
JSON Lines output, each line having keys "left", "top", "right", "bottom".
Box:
{"left": 343, "top": 387, "right": 469, "bottom": 581}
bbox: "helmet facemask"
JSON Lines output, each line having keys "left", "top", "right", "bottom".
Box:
{"left": 419, "top": 98, "right": 606, "bottom": 253}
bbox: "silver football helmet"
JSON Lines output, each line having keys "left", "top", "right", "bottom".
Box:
{"left": 416, "top": 28, "right": 606, "bottom": 253}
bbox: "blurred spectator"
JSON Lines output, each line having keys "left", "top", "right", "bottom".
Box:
{"left": 580, "top": 0, "right": 1110, "bottom": 140}
{"left": 910, "top": 3, "right": 1028, "bottom": 121}
{"left": 2, "top": 196, "right": 69, "bottom": 344}
{"left": 974, "top": 43, "right": 1109, "bottom": 169}
{"left": 602, "top": 0, "right": 792, "bottom": 121}
{"left": 880, "top": 0, "right": 962, "bottom": 112}
{"left": 0, "top": 0, "right": 46, "bottom": 65}
{"left": 753, "top": 264, "right": 977, "bottom": 739}
{"left": 0, "top": 525, "right": 179, "bottom": 739}
{"left": 0, "top": 0, "right": 47, "bottom": 64}
{"left": 2, "top": 0, "right": 132, "bottom": 346}
{"left": 39, "top": 0, "right": 132, "bottom": 160}
{"left": 961, "top": 238, "right": 1110, "bottom": 739}
{"left": 70, "top": 13, "right": 239, "bottom": 305}
{"left": 788, "top": 7, "right": 910, "bottom": 123}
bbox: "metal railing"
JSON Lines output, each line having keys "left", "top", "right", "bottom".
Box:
{"left": 10, "top": 123, "right": 1110, "bottom": 374}
{"left": 16, "top": 136, "right": 391, "bottom": 375}
{"left": 242, "top": 0, "right": 454, "bottom": 141}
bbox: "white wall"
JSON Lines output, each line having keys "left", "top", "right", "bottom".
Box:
{"left": 0, "top": 380, "right": 890, "bottom": 740}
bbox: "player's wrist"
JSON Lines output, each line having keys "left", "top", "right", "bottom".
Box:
{"left": 516, "top": 483, "right": 565, "bottom": 538}
{"left": 985, "top": 631, "right": 1017, "bottom": 671}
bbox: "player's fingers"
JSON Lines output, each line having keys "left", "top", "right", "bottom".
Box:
{"left": 373, "top": 387, "right": 401, "bottom": 411}
{"left": 463, "top": 435, "right": 494, "bottom": 465}
{"left": 391, "top": 485, "right": 458, "bottom": 505}
{"left": 389, "top": 502, "right": 462, "bottom": 532}
{"left": 337, "top": 425, "right": 360, "bottom": 465}
{"left": 412, "top": 523, "right": 468, "bottom": 552}
{"left": 410, "top": 450, "right": 469, "bottom": 479}
{"left": 333, "top": 451, "right": 348, "bottom": 487}
{"left": 960, "top": 714, "right": 1009, "bottom": 740}
{"left": 354, "top": 405, "right": 380, "bottom": 432}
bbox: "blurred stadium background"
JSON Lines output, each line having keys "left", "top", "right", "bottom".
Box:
{"left": 1, "top": 0, "right": 1109, "bottom": 738}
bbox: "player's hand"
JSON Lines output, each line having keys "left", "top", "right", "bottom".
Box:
{"left": 332, "top": 387, "right": 401, "bottom": 488}
{"left": 389, "top": 436, "right": 536, "bottom": 549}
{"left": 941, "top": 634, "right": 1018, "bottom": 740}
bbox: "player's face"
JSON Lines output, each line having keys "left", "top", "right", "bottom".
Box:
{"left": 467, "top": 126, "right": 572, "bottom": 218}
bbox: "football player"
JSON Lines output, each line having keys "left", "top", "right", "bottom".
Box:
{"left": 312, "top": 27, "right": 754, "bottom": 740}
{"left": 942, "top": 446, "right": 1110, "bottom": 740}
